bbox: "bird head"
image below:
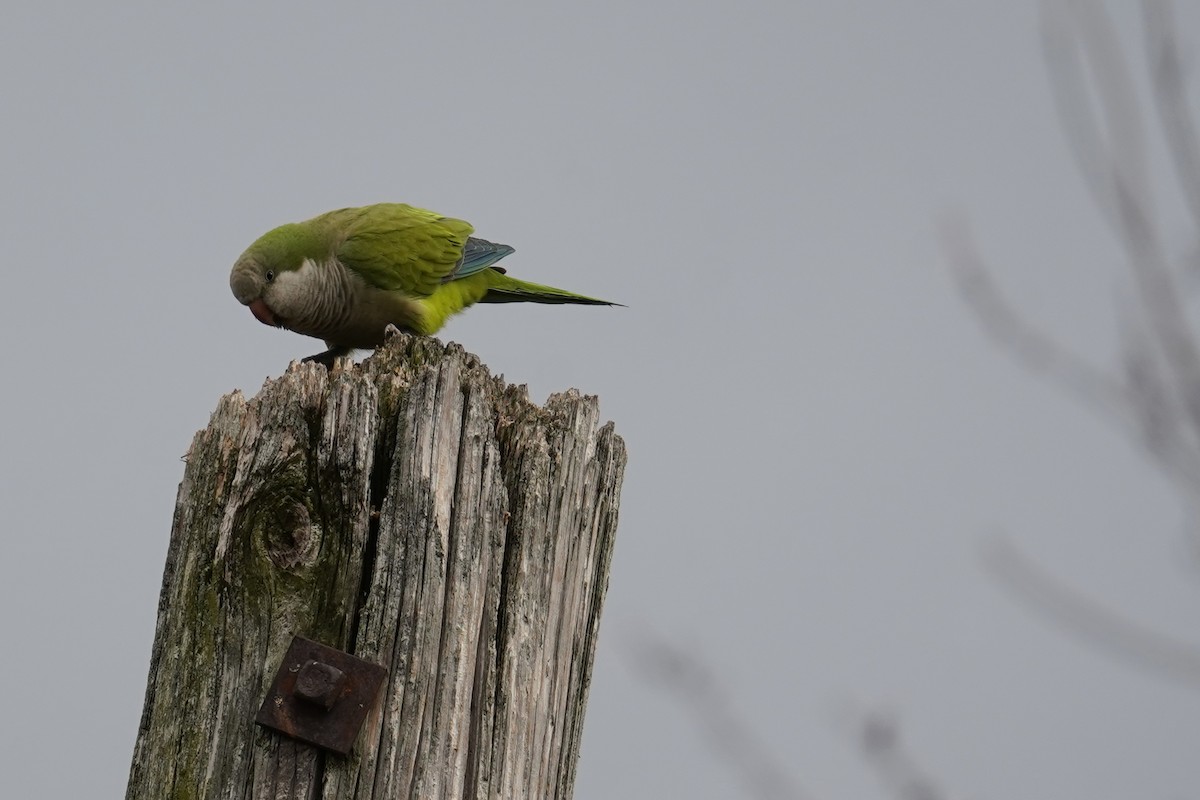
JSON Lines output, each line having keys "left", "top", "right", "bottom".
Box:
{"left": 230, "top": 221, "right": 328, "bottom": 329}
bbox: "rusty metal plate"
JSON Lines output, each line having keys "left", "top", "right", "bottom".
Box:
{"left": 256, "top": 636, "right": 387, "bottom": 756}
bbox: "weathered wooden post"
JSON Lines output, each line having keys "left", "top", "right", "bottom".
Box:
{"left": 126, "top": 333, "right": 626, "bottom": 799}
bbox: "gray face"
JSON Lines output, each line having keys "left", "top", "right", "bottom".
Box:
{"left": 229, "top": 260, "right": 265, "bottom": 306}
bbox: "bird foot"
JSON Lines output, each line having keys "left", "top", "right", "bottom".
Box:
{"left": 301, "top": 346, "right": 353, "bottom": 369}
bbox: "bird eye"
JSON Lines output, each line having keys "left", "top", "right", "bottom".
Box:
{"left": 265, "top": 270, "right": 275, "bottom": 282}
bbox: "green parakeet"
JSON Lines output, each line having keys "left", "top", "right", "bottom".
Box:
{"left": 230, "top": 203, "right": 615, "bottom": 365}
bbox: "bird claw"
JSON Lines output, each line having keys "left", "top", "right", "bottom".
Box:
{"left": 300, "top": 353, "right": 335, "bottom": 369}
{"left": 301, "top": 346, "right": 353, "bottom": 369}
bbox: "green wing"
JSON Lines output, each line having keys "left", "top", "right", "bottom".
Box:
{"left": 332, "top": 203, "right": 474, "bottom": 297}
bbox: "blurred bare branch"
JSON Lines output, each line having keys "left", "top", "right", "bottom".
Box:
{"left": 1144, "top": 0, "right": 1200, "bottom": 231}
{"left": 941, "top": 216, "right": 1134, "bottom": 426}
{"left": 630, "top": 4, "right": 1200, "bottom": 798}
{"left": 857, "top": 713, "right": 952, "bottom": 800}
{"left": 984, "top": 537, "right": 1200, "bottom": 687}
{"left": 1117, "top": 309, "right": 1200, "bottom": 488}
{"left": 621, "top": 630, "right": 812, "bottom": 800}
{"left": 947, "top": 0, "right": 1200, "bottom": 690}
{"left": 1041, "top": 0, "right": 1152, "bottom": 229}
{"left": 1113, "top": 177, "right": 1200, "bottom": 443}
{"left": 942, "top": 216, "right": 1200, "bottom": 491}
{"left": 953, "top": 1, "right": 1200, "bottom": 493}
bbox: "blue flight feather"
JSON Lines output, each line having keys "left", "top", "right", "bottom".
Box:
{"left": 447, "top": 236, "right": 515, "bottom": 281}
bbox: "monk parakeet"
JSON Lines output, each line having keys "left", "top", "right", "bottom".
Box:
{"left": 230, "top": 203, "right": 615, "bottom": 365}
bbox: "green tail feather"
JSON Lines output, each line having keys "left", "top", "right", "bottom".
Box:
{"left": 480, "top": 272, "right": 619, "bottom": 306}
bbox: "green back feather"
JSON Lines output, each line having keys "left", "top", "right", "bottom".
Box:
{"left": 332, "top": 203, "right": 474, "bottom": 295}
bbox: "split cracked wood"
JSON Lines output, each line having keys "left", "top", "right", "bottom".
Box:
{"left": 126, "top": 333, "right": 626, "bottom": 800}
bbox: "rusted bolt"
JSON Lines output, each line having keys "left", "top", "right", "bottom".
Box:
{"left": 294, "top": 659, "right": 347, "bottom": 710}
{"left": 257, "top": 636, "right": 387, "bottom": 755}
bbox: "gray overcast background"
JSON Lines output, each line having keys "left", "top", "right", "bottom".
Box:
{"left": 3, "top": 2, "right": 1198, "bottom": 798}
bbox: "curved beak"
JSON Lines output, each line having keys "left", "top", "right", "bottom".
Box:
{"left": 249, "top": 298, "right": 278, "bottom": 327}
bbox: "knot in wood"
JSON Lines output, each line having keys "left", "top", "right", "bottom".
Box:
{"left": 232, "top": 457, "right": 325, "bottom": 574}
{"left": 261, "top": 497, "right": 319, "bottom": 571}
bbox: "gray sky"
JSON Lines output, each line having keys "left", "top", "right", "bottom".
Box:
{"left": 3, "top": 2, "right": 1198, "bottom": 798}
